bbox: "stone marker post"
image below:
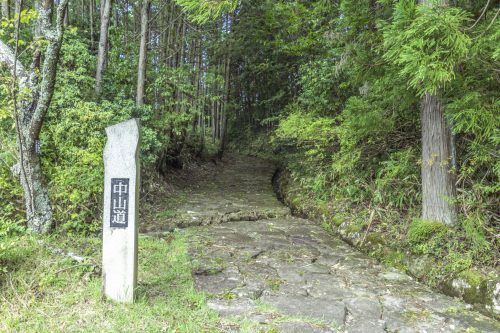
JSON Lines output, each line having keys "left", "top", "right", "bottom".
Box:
{"left": 102, "top": 119, "right": 140, "bottom": 303}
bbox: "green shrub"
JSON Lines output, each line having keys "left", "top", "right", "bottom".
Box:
{"left": 374, "top": 148, "right": 420, "bottom": 209}
{"left": 0, "top": 218, "right": 25, "bottom": 273}
{"left": 42, "top": 101, "right": 134, "bottom": 232}
{"left": 0, "top": 75, "right": 24, "bottom": 224}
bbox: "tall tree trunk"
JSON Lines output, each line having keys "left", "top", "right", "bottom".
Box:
{"left": 89, "top": 0, "right": 95, "bottom": 48}
{"left": 165, "top": 0, "right": 175, "bottom": 67}
{"left": 136, "top": 0, "right": 150, "bottom": 106}
{"left": 421, "top": 93, "right": 457, "bottom": 225}
{"left": 17, "top": 137, "right": 53, "bottom": 233}
{"left": 419, "top": 0, "right": 456, "bottom": 226}
{"left": 1, "top": 0, "right": 70, "bottom": 233}
{"left": 1, "top": 0, "right": 9, "bottom": 19}
{"left": 95, "top": 0, "right": 112, "bottom": 97}
{"left": 63, "top": 3, "right": 68, "bottom": 26}
{"left": 218, "top": 54, "right": 231, "bottom": 159}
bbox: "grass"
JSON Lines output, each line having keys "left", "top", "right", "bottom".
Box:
{"left": 0, "top": 232, "right": 222, "bottom": 332}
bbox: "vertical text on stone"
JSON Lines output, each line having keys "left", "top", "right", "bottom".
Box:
{"left": 110, "top": 178, "right": 129, "bottom": 228}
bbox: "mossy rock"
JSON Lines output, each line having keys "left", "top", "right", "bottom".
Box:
{"left": 364, "top": 232, "right": 385, "bottom": 246}
{"left": 317, "top": 202, "right": 330, "bottom": 216}
{"left": 346, "top": 223, "right": 363, "bottom": 234}
{"left": 405, "top": 254, "right": 436, "bottom": 280}
{"left": 440, "top": 269, "right": 500, "bottom": 319}
{"left": 331, "top": 215, "right": 344, "bottom": 227}
{"left": 407, "top": 219, "right": 448, "bottom": 245}
{"left": 459, "top": 270, "right": 483, "bottom": 288}
{"left": 380, "top": 249, "right": 408, "bottom": 272}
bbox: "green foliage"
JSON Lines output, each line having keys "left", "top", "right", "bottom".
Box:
{"left": 297, "top": 56, "right": 343, "bottom": 115}
{"left": 374, "top": 148, "right": 420, "bottom": 209}
{"left": 0, "top": 71, "right": 23, "bottom": 227}
{"left": 42, "top": 100, "right": 135, "bottom": 232}
{"left": 382, "top": 1, "right": 471, "bottom": 96}
{"left": 461, "top": 212, "right": 491, "bottom": 254}
{"left": 275, "top": 109, "right": 336, "bottom": 156}
{"left": 175, "top": 0, "right": 238, "bottom": 23}
{"left": 448, "top": 93, "right": 499, "bottom": 195}
{"left": 332, "top": 95, "right": 394, "bottom": 176}
{"left": 0, "top": 218, "right": 24, "bottom": 273}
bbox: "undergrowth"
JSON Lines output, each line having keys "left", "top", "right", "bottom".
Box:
{"left": 0, "top": 232, "right": 222, "bottom": 332}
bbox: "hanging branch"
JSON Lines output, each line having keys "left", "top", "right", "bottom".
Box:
{"left": 9, "top": 0, "right": 34, "bottom": 213}
{"left": 466, "top": 0, "right": 491, "bottom": 30}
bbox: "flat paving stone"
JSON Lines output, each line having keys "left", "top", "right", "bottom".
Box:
{"left": 179, "top": 155, "right": 500, "bottom": 332}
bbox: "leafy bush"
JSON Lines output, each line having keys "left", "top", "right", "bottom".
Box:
{"left": 0, "top": 71, "right": 24, "bottom": 225}
{"left": 274, "top": 108, "right": 336, "bottom": 160}
{"left": 374, "top": 148, "right": 420, "bottom": 209}
{"left": 42, "top": 100, "right": 135, "bottom": 232}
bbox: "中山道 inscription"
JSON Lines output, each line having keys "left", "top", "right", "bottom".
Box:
{"left": 110, "top": 178, "right": 129, "bottom": 228}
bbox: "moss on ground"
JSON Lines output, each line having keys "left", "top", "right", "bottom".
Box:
{"left": 407, "top": 219, "right": 449, "bottom": 246}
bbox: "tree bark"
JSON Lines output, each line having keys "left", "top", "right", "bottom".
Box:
{"left": 136, "top": 0, "right": 150, "bottom": 106}
{"left": 421, "top": 94, "right": 457, "bottom": 225}
{"left": 95, "top": 0, "right": 112, "bottom": 97}
{"left": 89, "top": 0, "right": 95, "bottom": 48}
{"left": 218, "top": 54, "right": 231, "bottom": 159}
{"left": 0, "top": 0, "right": 70, "bottom": 233}
{"left": 1, "top": 0, "right": 9, "bottom": 19}
{"left": 63, "top": 2, "right": 68, "bottom": 26}
{"left": 418, "top": 0, "right": 456, "bottom": 226}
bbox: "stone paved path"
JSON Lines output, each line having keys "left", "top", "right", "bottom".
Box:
{"left": 179, "top": 155, "right": 499, "bottom": 332}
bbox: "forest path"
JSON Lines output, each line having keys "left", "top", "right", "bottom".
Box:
{"left": 162, "top": 154, "right": 499, "bottom": 332}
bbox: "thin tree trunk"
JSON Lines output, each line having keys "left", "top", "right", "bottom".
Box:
{"left": 165, "top": 0, "right": 175, "bottom": 67}
{"left": 95, "top": 0, "right": 112, "bottom": 97}
{"left": 1, "top": 0, "right": 70, "bottom": 233}
{"left": 212, "top": 100, "right": 216, "bottom": 143}
{"left": 1, "top": 0, "right": 9, "bottom": 19}
{"left": 63, "top": 3, "right": 68, "bottom": 26}
{"left": 419, "top": 0, "right": 456, "bottom": 226}
{"left": 136, "top": 0, "right": 150, "bottom": 106}
{"left": 89, "top": 0, "right": 94, "bottom": 48}
{"left": 218, "top": 54, "right": 231, "bottom": 158}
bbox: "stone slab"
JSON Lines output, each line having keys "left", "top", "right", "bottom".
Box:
{"left": 102, "top": 119, "right": 140, "bottom": 303}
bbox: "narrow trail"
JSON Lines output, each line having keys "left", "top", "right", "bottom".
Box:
{"left": 163, "top": 154, "right": 499, "bottom": 332}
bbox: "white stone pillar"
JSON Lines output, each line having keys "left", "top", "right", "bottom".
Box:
{"left": 102, "top": 119, "right": 140, "bottom": 303}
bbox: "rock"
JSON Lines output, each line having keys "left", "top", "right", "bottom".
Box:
{"left": 260, "top": 294, "right": 346, "bottom": 326}
{"left": 276, "top": 321, "right": 335, "bottom": 333}
{"left": 207, "top": 298, "right": 257, "bottom": 317}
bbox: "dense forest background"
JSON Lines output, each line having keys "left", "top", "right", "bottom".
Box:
{"left": 0, "top": 0, "right": 498, "bottom": 304}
